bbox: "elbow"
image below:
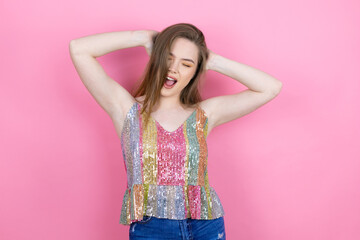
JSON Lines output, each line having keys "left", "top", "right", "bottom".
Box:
{"left": 69, "top": 40, "right": 78, "bottom": 55}
{"left": 69, "top": 40, "right": 85, "bottom": 56}
{"left": 269, "top": 81, "right": 283, "bottom": 96}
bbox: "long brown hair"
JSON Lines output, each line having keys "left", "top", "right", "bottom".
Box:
{"left": 132, "top": 23, "right": 209, "bottom": 129}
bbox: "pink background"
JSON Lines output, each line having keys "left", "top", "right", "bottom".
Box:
{"left": 1, "top": 0, "right": 359, "bottom": 239}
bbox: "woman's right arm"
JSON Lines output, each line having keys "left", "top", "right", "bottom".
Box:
{"left": 68, "top": 30, "right": 155, "bottom": 119}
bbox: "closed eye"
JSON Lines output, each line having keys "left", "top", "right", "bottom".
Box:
{"left": 167, "top": 58, "right": 192, "bottom": 68}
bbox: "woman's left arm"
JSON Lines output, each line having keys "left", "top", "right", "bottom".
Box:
{"left": 202, "top": 50, "right": 283, "bottom": 129}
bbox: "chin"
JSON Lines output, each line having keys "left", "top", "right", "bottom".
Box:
{"left": 160, "top": 86, "right": 182, "bottom": 97}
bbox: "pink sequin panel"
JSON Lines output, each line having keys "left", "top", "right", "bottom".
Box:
{"left": 156, "top": 123, "right": 187, "bottom": 185}
{"left": 187, "top": 185, "right": 202, "bottom": 219}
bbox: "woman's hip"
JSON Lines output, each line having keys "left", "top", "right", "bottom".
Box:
{"left": 129, "top": 215, "right": 226, "bottom": 240}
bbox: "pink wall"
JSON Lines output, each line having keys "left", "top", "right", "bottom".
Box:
{"left": 1, "top": 0, "right": 359, "bottom": 239}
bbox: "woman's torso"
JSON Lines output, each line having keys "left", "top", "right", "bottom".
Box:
{"left": 117, "top": 95, "right": 225, "bottom": 225}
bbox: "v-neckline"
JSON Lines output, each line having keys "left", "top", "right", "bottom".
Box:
{"left": 151, "top": 108, "right": 197, "bottom": 133}
{"left": 138, "top": 102, "right": 198, "bottom": 133}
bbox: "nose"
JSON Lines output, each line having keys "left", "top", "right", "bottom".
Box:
{"left": 168, "top": 59, "right": 179, "bottom": 73}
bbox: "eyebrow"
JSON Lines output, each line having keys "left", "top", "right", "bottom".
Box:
{"left": 169, "top": 52, "right": 195, "bottom": 64}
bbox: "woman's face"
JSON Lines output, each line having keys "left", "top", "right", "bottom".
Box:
{"left": 161, "top": 37, "right": 199, "bottom": 97}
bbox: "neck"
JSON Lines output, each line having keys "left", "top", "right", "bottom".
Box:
{"left": 154, "top": 95, "right": 184, "bottom": 112}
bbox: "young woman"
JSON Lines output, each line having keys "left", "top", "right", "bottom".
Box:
{"left": 69, "top": 23, "right": 282, "bottom": 240}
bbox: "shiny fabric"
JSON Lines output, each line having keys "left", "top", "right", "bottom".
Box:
{"left": 120, "top": 101, "right": 225, "bottom": 225}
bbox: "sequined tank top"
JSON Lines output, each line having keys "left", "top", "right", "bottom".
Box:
{"left": 119, "top": 101, "right": 225, "bottom": 225}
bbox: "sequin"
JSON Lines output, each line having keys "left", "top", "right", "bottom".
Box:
{"left": 119, "top": 101, "right": 225, "bottom": 225}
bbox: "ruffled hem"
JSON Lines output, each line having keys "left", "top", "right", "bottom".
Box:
{"left": 119, "top": 183, "right": 225, "bottom": 225}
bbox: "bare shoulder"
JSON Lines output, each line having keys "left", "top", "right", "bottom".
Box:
{"left": 111, "top": 96, "right": 141, "bottom": 138}
{"left": 110, "top": 95, "right": 139, "bottom": 138}
{"left": 197, "top": 99, "right": 216, "bottom": 134}
{"left": 111, "top": 95, "right": 136, "bottom": 121}
{"left": 112, "top": 95, "right": 146, "bottom": 122}
{"left": 197, "top": 100, "right": 211, "bottom": 118}
{"left": 134, "top": 95, "right": 145, "bottom": 106}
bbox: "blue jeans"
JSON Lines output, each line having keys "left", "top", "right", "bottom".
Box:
{"left": 129, "top": 216, "right": 226, "bottom": 240}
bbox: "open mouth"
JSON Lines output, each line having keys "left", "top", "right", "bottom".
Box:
{"left": 164, "top": 76, "right": 177, "bottom": 88}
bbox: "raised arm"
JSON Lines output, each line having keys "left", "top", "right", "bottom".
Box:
{"left": 201, "top": 50, "right": 283, "bottom": 132}
{"left": 69, "top": 30, "right": 157, "bottom": 119}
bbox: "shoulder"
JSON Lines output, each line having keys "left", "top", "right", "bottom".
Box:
{"left": 197, "top": 99, "right": 217, "bottom": 134}
{"left": 197, "top": 100, "right": 211, "bottom": 119}
{"left": 135, "top": 95, "right": 146, "bottom": 104}
{"left": 111, "top": 95, "right": 143, "bottom": 124}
